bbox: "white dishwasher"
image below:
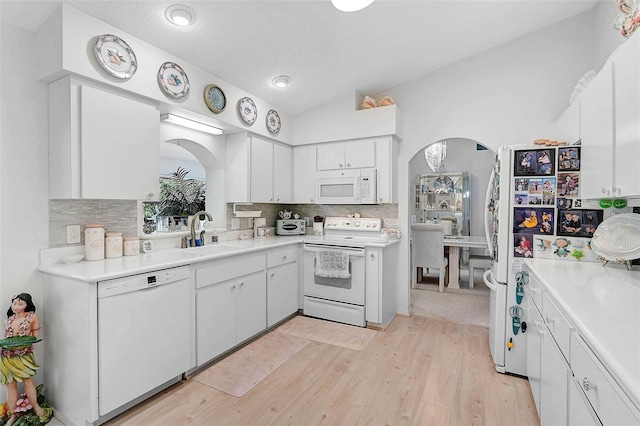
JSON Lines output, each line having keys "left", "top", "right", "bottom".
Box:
{"left": 97, "top": 266, "right": 191, "bottom": 416}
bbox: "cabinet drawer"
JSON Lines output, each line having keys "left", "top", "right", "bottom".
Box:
{"left": 570, "top": 333, "right": 640, "bottom": 425}
{"left": 542, "top": 292, "right": 573, "bottom": 362}
{"left": 196, "top": 255, "right": 265, "bottom": 288}
{"left": 528, "top": 272, "right": 543, "bottom": 311}
{"left": 267, "top": 246, "right": 298, "bottom": 268}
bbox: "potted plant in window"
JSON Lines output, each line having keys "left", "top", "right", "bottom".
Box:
{"left": 158, "top": 167, "right": 206, "bottom": 230}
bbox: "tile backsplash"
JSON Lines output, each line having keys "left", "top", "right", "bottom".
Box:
{"left": 49, "top": 200, "right": 399, "bottom": 247}
{"left": 227, "top": 203, "right": 399, "bottom": 230}
{"left": 49, "top": 200, "right": 138, "bottom": 247}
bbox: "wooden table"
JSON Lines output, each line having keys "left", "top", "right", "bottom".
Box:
{"left": 443, "top": 236, "right": 488, "bottom": 289}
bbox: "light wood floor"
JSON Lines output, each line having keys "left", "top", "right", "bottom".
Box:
{"left": 104, "top": 315, "right": 539, "bottom": 425}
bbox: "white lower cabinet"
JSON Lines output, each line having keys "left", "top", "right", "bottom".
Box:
{"left": 570, "top": 333, "right": 639, "bottom": 426}
{"left": 526, "top": 296, "right": 543, "bottom": 412}
{"left": 527, "top": 285, "right": 570, "bottom": 425}
{"left": 527, "top": 269, "right": 640, "bottom": 426}
{"left": 195, "top": 255, "right": 266, "bottom": 365}
{"left": 568, "top": 375, "right": 601, "bottom": 426}
{"left": 365, "top": 243, "right": 398, "bottom": 327}
{"left": 539, "top": 326, "right": 570, "bottom": 426}
{"left": 266, "top": 246, "right": 299, "bottom": 327}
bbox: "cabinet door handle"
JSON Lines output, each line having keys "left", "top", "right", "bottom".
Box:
{"left": 346, "top": 163, "right": 351, "bottom": 167}
{"left": 239, "top": 281, "right": 244, "bottom": 287}
{"left": 536, "top": 326, "right": 545, "bottom": 336}
{"left": 283, "top": 255, "right": 287, "bottom": 260}
{"left": 339, "top": 164, "right": 344, "bottom": 168}
{"left": 230, "top": 284, "right": 236, "bottom": 290}
{"left": 582, "top": 377, "right": 597, "bottom": 392}
{"left": 545, "top": 315, "right": 555, "bottom": 325}
{"left": 601, "top": 187, "right": 610, "bottom": 195}
{"left": 147, "top": 192, "right": 154, "bottom": 198}
{"left": 370, "top": 253, "right": 375, "bottom": 258}
{"left": 270, "top": 273, "right": 275, "bottom": 278}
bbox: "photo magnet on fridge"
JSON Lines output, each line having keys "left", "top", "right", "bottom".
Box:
{"left": 514, "top": 149, "right": 556, "bottom": 176}
{"left": 558, "top": 146, "right": 581, "bottom": 171}
{"left": 513, "top": 207, "right": 555, "bottom": 234}
{"left": 557, "top": 209, "right": 603, "bottom": 237}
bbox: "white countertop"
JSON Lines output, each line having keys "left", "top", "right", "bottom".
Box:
{"left": 39, "top": 236, "right": 304, "bottom": 282}
{"left": 38, "top": 235, "right": 401, "bottom": 282}
{"left": 524, "top": 258, "right": 640, "bottom": 410}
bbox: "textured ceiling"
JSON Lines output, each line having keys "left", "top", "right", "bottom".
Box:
{"left": 1, "top": 0, "right": 599, "bottom": 115}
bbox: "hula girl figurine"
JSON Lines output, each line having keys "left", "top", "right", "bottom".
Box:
{"left": 0, "top": 293, "right": 52, "bottom": 425}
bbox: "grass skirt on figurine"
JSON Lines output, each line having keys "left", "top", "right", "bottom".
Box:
{"left": 0, "top": 349, "right": 40, "bottom": 385}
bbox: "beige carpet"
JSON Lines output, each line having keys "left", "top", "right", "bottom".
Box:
{"left": 275, "top": 315, "right": 377, "bottom": 351}
{"left": 193, "top": 331, "right": 310, "bottom": 397}
{"left": 411, "top": 269, "right": 490, "bottom": 328}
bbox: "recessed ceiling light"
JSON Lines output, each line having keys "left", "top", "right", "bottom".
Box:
{"left": 271, "top": 75, "right": 291, "bottom": 88}
{"left": 331, "top": 0, "right": 375, "bottom": 12}
{"left": 165, "top": 4, "right": 196, "bottom": 27}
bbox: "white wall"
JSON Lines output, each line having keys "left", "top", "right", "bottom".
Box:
{"left": 374, "top": 10, "right": 602, "bottom": 315}
{"left": 0, "top": 22, "right": 50, "bottom": 400}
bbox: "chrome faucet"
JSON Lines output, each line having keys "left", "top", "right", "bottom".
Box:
{"left": 189, "top": 211, "right": 213, "bottom": 247}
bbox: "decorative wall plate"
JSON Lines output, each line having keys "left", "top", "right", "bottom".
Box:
{"left": 157, "top": 62, "right": 190, "bottom": 99}
{"left": 265, "top": 109, "right": 281, "bottom": 135}
{"left": 204, "top": 84, "right": 226, "bottom": 113}
{"left": 93, "top": 34, "right": 137, "bottom": 80}
{"left": 238, "top": 97, "right": 258, "bottom": 126}
{"left": 237, "top": 97, "right": 258, "bottom": 125}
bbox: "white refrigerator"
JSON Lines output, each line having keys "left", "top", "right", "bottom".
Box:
{"left": 484, "top": 145, "right": 529, "bottom": 376}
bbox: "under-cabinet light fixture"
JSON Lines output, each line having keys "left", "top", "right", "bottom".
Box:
{"left": 331, "top": 0, "right": 375, "bottom": 12}
{"left": 160, "top": 113, "right": 223, "bottom": 135}
{"left": 165, "top": 5, "right": 197, "bottom": 26}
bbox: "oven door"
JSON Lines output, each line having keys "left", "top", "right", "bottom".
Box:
{"left": 303, "top": 243, "right": 366, "bottom": 305}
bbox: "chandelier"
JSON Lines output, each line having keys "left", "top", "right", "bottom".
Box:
{"left": 424, "top": 141, "right": 447, "bottom": 173}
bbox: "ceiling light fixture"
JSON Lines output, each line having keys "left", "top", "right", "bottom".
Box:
{"left": 165, "top": 4, "right": 196, "bottom": 27}
{"left": 331, "top": 0, "right": 375, "bottom": 12}
{"left": 271, "top": 75, "right": 291, "bottom": 88}
{"left": 160, "top": 113, "right": 223, "bottom": 135}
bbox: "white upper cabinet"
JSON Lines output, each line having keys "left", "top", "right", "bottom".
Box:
{"left": 554, "top": 101, "right": 580, "bottom": 145}
{"left": 250, "top": 137, "right": 275, "bottom": 203}
{"left": 293, "top": 145, "right": 317, "bottom": 203}
{"left": 316, "top": 139, "right": 375, "bottom": 170}
{"left": 273, "top": 143, "right": 293, "bottom": 203}
{"left": 49, "top": 77, "right": 160, "bottom": 200}
{"left": 226, "top": 133, "right": 292, "bottom": 203}
{"left": 580, "top": 33, "right": 640, "bottom": 199}
{"left": 579, "top": 63, "right": 614, "bottom": 199}
{"left": 613, "top": 33, "right": 640, "bottom": 199}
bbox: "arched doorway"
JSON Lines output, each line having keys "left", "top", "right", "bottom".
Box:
{"left": 407, "top": 137, "right": 494, "bottom": 324}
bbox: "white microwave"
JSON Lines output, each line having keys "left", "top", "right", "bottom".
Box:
{"left": 315, "top": 169, "right": 377, "bottom": 204}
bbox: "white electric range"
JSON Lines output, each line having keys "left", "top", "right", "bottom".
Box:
{"left": 302, "top": 217, "right": 384, "bottom": 327}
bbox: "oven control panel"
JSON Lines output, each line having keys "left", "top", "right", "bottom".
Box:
{"left": 324, "top": 217, "right": 381, "bottom": 231}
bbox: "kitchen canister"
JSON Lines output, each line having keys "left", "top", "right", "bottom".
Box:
{"left": 123, "top": 237, "right": 140, "bottom": 256}
{"left": 84, "top": 224, "right": 105, "bottom": 261}
{"left": 105, "top": 232, "right": 123, "bottom": 258}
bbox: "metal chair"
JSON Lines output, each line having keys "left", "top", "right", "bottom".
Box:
{"left": 411, "top": 223, "right": 449, "bottom": 293}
